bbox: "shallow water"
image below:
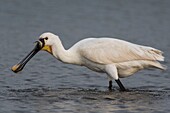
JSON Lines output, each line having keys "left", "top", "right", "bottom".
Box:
{"left": 0, "top": 0, "right": 170, "bottom": 113}
{"left": 0, "top": 87, "right": 169, "bottom": 113}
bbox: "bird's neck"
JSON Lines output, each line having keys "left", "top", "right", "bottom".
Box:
{"left": 52, "top": 39, "right": 80, "bottom": 65}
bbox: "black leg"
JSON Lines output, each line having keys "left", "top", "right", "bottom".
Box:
{"left": 115, "top": 79, "right": 126, "bottom": 91}
{"left": 108, "top": 80, "right": 112, "bottom": 90}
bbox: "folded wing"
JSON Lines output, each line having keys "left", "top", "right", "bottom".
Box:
{"left": 79, "top": 38, "right": 164, "bottom": 64}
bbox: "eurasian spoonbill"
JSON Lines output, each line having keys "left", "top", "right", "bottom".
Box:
{"left": 11, "top": 32, "right": 166, "bottom": 91}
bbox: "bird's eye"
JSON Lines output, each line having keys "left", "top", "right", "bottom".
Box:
{"left": 45, "top": 37, "right": 48, "bottom": 40}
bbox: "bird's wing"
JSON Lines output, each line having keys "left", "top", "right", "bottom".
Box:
{"left": 78, "top": 38, "right": 164, "bottom": 64}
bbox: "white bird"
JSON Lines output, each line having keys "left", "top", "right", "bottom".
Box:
{"left": 12, "top": 32, "right": 166, "bottom": 91}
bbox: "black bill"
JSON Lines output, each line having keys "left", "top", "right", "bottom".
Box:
{"left": 11, "top": 40, "right": 44, "bottom": 73}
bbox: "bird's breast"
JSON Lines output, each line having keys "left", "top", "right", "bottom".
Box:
{"left": 81, "top": 58, "right": 105, "bottom": 73}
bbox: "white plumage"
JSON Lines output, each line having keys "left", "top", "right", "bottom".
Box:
{"left": 12, "top": 32, "right": 166, "bottom": 91}
{"left": 73, "top": 38, "right": 165, "bottom": 76}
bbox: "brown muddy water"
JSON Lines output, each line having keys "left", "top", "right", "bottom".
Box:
{"left": 0, "top": 0, "right": 170, "bottom": 113}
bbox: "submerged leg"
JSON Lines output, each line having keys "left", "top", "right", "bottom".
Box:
{"left": 108, "top": 80, "right": 112, "bottom": 90}
{"left": 115, "top": 79, "right": 126, "bottom": 91}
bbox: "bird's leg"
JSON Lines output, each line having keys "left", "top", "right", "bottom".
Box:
{"left": 106, "top": 64, "right": 125, "bottom": 91}
{"left": 115, "top": 79, "right": 126, "bottom": 91}
{"left": 108, "top": 80, "right": 112, "bottom": 90}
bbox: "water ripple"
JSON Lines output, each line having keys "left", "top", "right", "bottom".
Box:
{"left": 3, "top": 87, "right": 168, "bottom": 112}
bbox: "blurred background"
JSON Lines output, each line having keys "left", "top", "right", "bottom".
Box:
{"left": 0, "top": 0, "right": 170, "bottom": 113}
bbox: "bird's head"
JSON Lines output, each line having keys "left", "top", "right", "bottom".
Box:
{"left": 39, "top": 32, "right": 60, "bottom": 54}
{"left": 11, "top": 32, "right": 58, "bottom": 73}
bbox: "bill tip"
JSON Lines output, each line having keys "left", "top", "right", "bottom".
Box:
{"left": 11, "top": 64, "right": 20, "bottom": 73}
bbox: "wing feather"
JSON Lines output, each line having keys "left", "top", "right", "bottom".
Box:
{"left": 78, "top": 38, "right": 164, "bottom": 64}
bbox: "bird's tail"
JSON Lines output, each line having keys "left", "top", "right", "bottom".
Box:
{"left": 137, "top": 46, "right": 166, "bottom": 70}
{"left": 149, "top": 61, "right": 167, "bottom": 70}
{"left": 145, "top": 48, "right": 166, "bottom": 70}
{"left": 149, "top": 48, "right": 164, "bottom": 61}
{"left": 140, "top": 46, "right": 165, "bottom": 61}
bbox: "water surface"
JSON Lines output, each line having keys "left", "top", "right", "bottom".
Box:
{"left": 0, "top": 0, "right": 170, "bottom": 113}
